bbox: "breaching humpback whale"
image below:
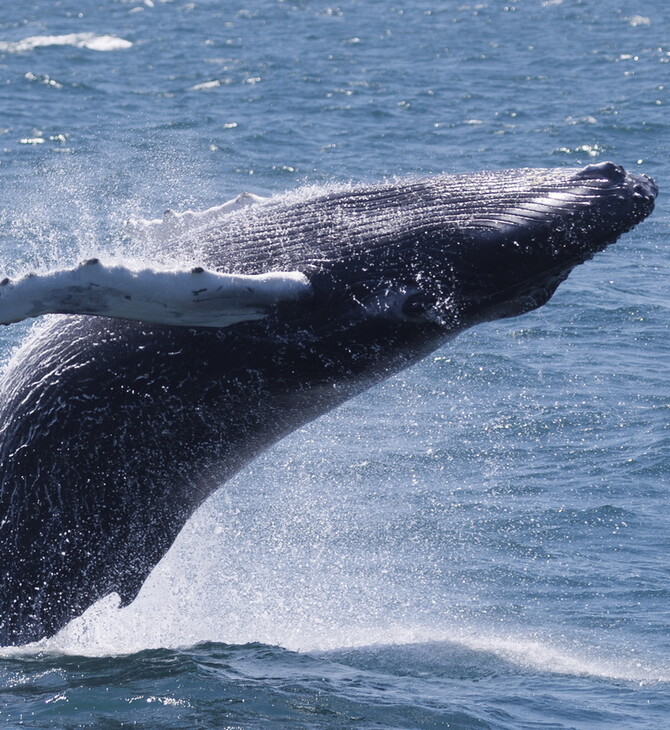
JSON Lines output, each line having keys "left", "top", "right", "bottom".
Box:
{"left": 0, "top": 162, "right": 657, "bottom": 646}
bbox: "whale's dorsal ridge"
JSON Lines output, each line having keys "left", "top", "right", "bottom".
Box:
{"left": 0, "top": 260, "right": 312, "bottom": 328}
{"left": 126, "top": 191, "right": 269, "bottom": 243}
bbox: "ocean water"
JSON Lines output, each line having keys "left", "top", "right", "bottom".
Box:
{"left": 0, "top": 0, "right": 668, "bottom": 728}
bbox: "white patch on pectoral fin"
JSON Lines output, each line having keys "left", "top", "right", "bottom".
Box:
{"left": 0, "top": 259, "right": 312, "bottom": 328}
{"left": 126, "top": 192, "right": 269, "bottom": 243}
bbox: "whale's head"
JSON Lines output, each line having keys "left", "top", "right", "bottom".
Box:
{"left": 295, "top": 162, "right": 656, "bottom": 340}
{"left": 0, "top": 162, "right": 655, "bottom": 346}
{"left": 433, "top": 162, "right": 657, "bottom": 326}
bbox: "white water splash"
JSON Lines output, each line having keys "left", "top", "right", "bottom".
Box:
{"left": 0, "top": 33, "right": 132, "bottom": 53}
{"left": 11, "top": 603, "right": 668, "bottom": 685}
{"left": 5, "top": 459, "right": 664, "bottom": 688}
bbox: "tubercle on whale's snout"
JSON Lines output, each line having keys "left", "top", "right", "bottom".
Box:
{"left": 629, "top": 174, "right": 658, "bottom": 220}
{"left": 602, "top": 175, "right": 656, "bottom": 248}
{"left": 575, "top": 160, "right": 632, "bottom": 184}
{"left": 578, "top": 161, "right": 657, "bottom": 226}
{"left": 630, "top": 170, "right": 658, "bottom": 200}
{"left": 575, "top": 160, "right": 657, "bottom": 196}
{"left": 623, "top": 174, "right": 657, "bottom": 225}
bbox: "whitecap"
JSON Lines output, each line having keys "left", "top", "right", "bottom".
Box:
{"left": 0, "top": 33, "right": 132, "bottom": 54}
{"left": 626, "top": 15, "right": 651, "bottom": 27}
{"left": 24, "top": 71, "right": 62, "bottom": 88}
{"left": 190, "top": 80, "right": 221, "bottom": 91}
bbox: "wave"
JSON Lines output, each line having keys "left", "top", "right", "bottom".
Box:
{"left": 4, "top": 630, "right": 667, "bottom": 687}
{"left": 0, "top": 642, "right": 507, "bottom": 730}
{"left": 312, "top": 628, "right": 669, "bottom": 685}
{"left": 0, "top": 33, "right": 132, "bottom": 53}
{"left": 3, "top": 592, "right": 666, "bottom": 686}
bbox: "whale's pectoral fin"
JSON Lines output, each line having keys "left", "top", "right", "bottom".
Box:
{"left": 0, "top": 260, "right": 312, "bottom": 328}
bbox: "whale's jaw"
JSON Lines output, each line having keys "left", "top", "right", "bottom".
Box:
{"left": 444, "top": 162, "right": 658, "bottom": 325}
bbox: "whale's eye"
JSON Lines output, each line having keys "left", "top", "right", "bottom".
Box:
{"left": 401, "top": 293, "right": 430, "bottom": 319}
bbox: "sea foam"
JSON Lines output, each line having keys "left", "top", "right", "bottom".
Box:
{"left": 0, "top": 33, "right": 132, "bottom": 53}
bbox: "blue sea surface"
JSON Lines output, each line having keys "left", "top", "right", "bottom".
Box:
{"left": 0, "top": 1, "right": 668, "bottom": 727}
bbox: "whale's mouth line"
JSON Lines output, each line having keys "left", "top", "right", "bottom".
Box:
{"left": 465, "top": 249, "right": 606, "bottom": 321}
{"left": 338, "top": 237, "right": 617, "bottom": 329}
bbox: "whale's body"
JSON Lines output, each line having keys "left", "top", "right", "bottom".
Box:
{"left": 0, "top": 163, "right": 657, "bottom": 646}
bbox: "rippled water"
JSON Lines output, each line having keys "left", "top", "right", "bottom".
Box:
{"left": 0, "top": 1, "right": 668, "bottom": 727}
